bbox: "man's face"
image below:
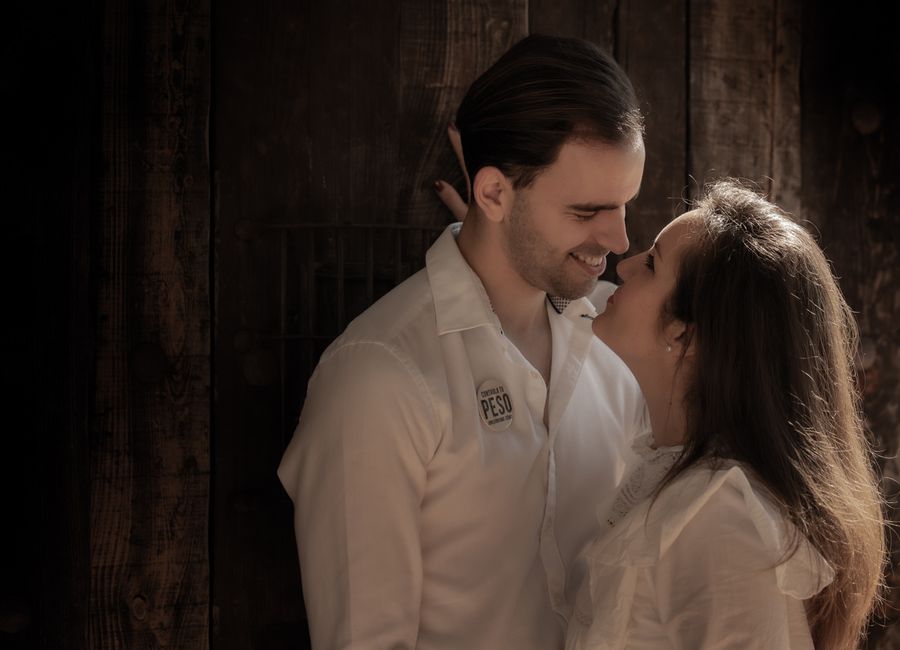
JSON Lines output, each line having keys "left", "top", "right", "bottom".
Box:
{"left": 502, "top": 138, "right": 645, "bottom": 300}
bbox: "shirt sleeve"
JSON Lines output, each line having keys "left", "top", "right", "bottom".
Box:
{"left": 277, "top": 341, "right": 439, "bottom": 650}
{"left": 647, "top": 482, "right": 806, "bottom": 649}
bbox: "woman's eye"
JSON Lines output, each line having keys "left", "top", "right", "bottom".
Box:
{"left": 644, "top": 254, "right": 655, "bottom": 271}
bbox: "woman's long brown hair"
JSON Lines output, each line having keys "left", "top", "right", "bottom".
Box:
{"left": 661, "top": 180, "right": 885, "bottom": 648}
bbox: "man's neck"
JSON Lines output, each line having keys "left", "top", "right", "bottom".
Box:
{"left": 456, "top": 216, "right": 549, "bottom": 344}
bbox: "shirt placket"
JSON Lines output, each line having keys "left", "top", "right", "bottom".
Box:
{"left": 498, "top": 335, "right": 565, "bottom": 618}
{"left": 540, "top": 445, "right": 568, "bottom": 620}
{"left": 541, "top": 304, "right": 594, "bottom": 623}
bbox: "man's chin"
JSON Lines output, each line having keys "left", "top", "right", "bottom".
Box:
{"left": 546, "top": 280, "right": 596, "bottom": 301}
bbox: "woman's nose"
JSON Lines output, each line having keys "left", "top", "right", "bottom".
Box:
{"left": 616, "top": 252, "right": 639, "bottom": 281}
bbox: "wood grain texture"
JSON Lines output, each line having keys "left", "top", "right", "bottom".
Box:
{"left": 528, "top": 0, "right": 686, "bottom": 272}
{"left": 92, "top": 0, "right": 211, "bottom": 647}
{"left": 617, "top": 0, "right": 688, "bottom": 253}
{"left": 528, "top": 0, "right": 621, "bottom": 282}
{"left": 398, "top": 0, "right": 528, "bottom": 227}
{"left": 212, "top": 1, "right": 527, "bottom": 647}
{"left": 529, "top": 0, "right": 616, "bottom": 50}
{"left": 688, "top": 0, "right": 801, "bottom": 201}
{"left": 770, "top": 0, "right": 802, "bottom": 216}
{"left": 212, "top": 1, "right": 367, "bottom": 645}
{"left": 801, "top": 4, "right": 900, "bottom": 646}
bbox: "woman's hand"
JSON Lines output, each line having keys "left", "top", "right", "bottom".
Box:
{"left": 434, "top": 123, "right": 470, "bottom": 221}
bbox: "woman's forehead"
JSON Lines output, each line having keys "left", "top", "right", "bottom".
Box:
{"left": 657, "top": 210, "right": 701, "bottom": 245}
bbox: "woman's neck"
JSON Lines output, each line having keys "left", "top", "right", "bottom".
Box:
{"left": 638, "top": 368, "right": 689, "bottom": 448}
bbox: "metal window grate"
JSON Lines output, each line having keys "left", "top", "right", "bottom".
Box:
{"left": 235, "top": 220, "right": 445, "bottom": 440}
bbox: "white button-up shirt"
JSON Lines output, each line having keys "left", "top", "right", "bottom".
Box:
{"left": 278, "top": 224, "right": 647, "bottom": 650}
{"left": 566, "top": 463, "right": 834, "bottom": 649}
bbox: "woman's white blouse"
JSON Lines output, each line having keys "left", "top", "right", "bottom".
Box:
{"left": 566, "top": 442, "right": 835, "bottom": 649}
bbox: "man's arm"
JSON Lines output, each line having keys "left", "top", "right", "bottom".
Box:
{"left": 278, "top": 341, "right": 439, "bottom": 649}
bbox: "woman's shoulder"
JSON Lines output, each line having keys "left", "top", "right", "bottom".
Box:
{"left": 585, "top": 462, "right": 834, "bottom": 598}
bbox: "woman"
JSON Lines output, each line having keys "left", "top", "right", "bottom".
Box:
{"left": 435, "top": 132, "right": 884, "bottom": 646}
{"left": 564, "top": 180, "right": 884, "bottom": 648}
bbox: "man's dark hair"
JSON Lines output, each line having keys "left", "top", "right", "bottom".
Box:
{"left": 455, "top": 34, "right": 644, "bottom": 189}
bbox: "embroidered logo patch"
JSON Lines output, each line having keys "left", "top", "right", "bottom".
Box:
{"left": 476, "top": 380, "right": 514, "bottom": 431}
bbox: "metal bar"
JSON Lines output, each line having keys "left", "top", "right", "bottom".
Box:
{"left": 261, "top": 222, "right": 444, "bottom": 232}
{"left": 394, "top": 230, "right": 403, "bottom": 285}
{"left": 365, "top": 228, "right": 374, "bottom": 304}
{"left": 279, "top": 228, "right": 287, "bottom": 442}
{"left": 306, "top": 229, "right": 317, "bottom": 376}
{"left": 336, "top": 228, "right": 346, "bottom": 331}
{"left": 266, "top": 333, "right": 351, "bottom": 342}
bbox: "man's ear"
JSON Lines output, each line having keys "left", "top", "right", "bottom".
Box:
{"left": 664, "top": 319, "right": 696, "bottom": 358}
{"left": 472, "top": 166, "right": 512, "bottom": 223}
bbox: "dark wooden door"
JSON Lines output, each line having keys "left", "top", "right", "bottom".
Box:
{"left": 210, "top": 1, "right": 899, "bottom": 648}
{"left": 6, "top": 1, "right": 896, "bottom": 648}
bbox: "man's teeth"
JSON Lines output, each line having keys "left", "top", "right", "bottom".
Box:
{"left": 572, "top": 252, "right": 604, "bottom": 267}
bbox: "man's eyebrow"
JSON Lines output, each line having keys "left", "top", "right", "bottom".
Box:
{"left": 565, "top": 190, "right": 641, "bottom": 213}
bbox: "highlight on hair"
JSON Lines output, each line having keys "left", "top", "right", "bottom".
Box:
{"left": 661, "top": 179, "right": 886, "bottom": 648}
{"left": 455, "top": 34, "right": 643, "bottom": 189}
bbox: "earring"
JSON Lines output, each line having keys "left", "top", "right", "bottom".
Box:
{"left": 666, "top": 345, "right": 672, "bottom": 353}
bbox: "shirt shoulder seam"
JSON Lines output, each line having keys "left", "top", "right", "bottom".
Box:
{"left": 322, "top": 339, "right": 443, "bottom": 460}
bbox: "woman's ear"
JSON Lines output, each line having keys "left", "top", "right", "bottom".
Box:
{"left": 472, "top": 166, "right": 512, "bottom": 223}
{"left": 664, "top": 319, "right": 696, "bottom": 358}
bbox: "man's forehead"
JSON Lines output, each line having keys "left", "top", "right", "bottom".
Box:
{"left": 536, "top": 140, "right": 645, "bottom": 204}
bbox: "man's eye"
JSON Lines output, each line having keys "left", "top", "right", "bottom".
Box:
{"left": 574, "top": 213, "right": 595, "bottom": 221}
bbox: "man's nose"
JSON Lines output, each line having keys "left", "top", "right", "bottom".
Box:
{"left": 595, "top": 207, "right": 629, "bottom": 255}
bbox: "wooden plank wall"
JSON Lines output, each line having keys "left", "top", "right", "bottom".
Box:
{"left": 91, "top": 0, "right": 211, "bottom": 648}
{"left": 212, "top": 2, "right": 527, "bottom": 646}
{"left": 6, "top": 0, "right": 896, "bottom": 648}
{"left": 211, "top": 1, "right": 898, "bottom": 647}
{"left": 803, "top": 4, "right": 900, "bottom": 647}
{"left": 6, "top": 2, "right": 100, "bottom": 648}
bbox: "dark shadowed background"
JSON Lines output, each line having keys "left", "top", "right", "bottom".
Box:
{"left": 4, "top": 0, "right": 898, "bottom": 648}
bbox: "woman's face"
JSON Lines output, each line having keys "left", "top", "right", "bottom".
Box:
{"left": 591, "top": 211, "right": 700, "bottom": 375}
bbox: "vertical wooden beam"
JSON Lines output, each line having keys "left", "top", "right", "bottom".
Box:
{"left": 398, "top": 0, "right": 528, "bottom": 226}
{"left": 6, "top": 2, "right": 100, "bottom": 647}
{"left": 93, "top": 0, "right": 211, "bottom": 647}
{"left": 529, "top": 0, "right": 688, "bottom": 262}
{"left": 801, "top": 5, "right": 900, "bottom": 644}
{"left": 617, "top": 0, "right": 688, "bottom": 251}
{"left": 688, "top": 0, "right": 801, "bottom": 206}
{"left": 213, "top": 1, "right": 528, "bottom": 647}
{"left": 529, "top": 0, "right": 617, "bottom": 50}
{"left": 770, "top": 0, "right": 802, "bottom": 216}
{"left": 213, "top": 0, "right": 408, "bottom": 646}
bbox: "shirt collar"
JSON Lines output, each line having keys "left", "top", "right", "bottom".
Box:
{"left": 426, "top": 223, "right": 599, "bottom": 334}
{"left": 548, "top": 295, "right": 597, "bottom": 320}
{"left": 426, "top": 223, "right": 501, "bottom": 335}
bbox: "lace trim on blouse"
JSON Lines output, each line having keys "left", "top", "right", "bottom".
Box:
{"left": 603, "top": 433, "right": 683, "bottom": 528}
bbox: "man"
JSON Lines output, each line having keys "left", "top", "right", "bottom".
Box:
{"left": 278, "top": 34, "right": 647, "bottom": 649}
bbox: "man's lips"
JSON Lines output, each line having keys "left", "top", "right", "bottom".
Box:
{"left": 569, "top": 252, "right": 607, "bottom": 276}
